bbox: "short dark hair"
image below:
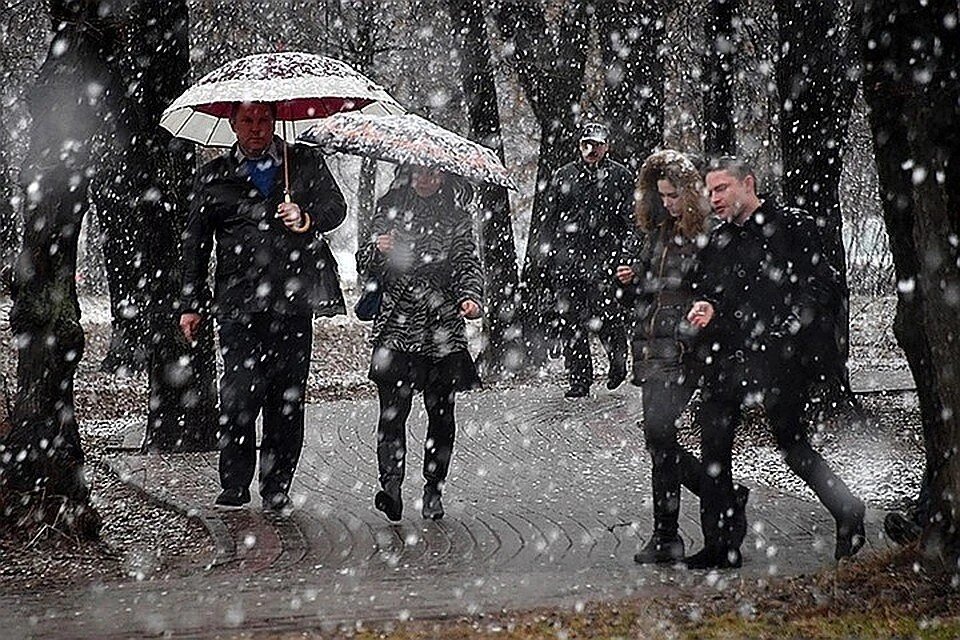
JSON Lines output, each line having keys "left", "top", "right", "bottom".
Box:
{"left": 229, "top": 101, "right": 278, "bottom": 122}
{"left": 705, "top": 155, "right": 756, "bottom": 184}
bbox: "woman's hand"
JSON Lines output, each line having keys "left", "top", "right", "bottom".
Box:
{"left": 375, "top": 231, "right": 396, "bottom": 253}
{"left": 460, "top": 299, "right": 482, "bottom": 319}
{"left": 615, "top": 265, "right": 635, "bottom": 284}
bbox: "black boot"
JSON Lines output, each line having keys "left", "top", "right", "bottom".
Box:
{"left": 634, "top": 533, "right": 684, "bottom": 564}
{"left": 732, "top": 484, "right": 750, "bottom": 546}
{"left": 883, "top": 512, "right": 921, "bottom": 546}
{"left": 683, "top": 545, "right": 742, "bottom": 570}
{"left": 375, "top": 481, "right": 403, "bottom": 522}
{"left": 422, "top": 485, "right": 444, "bottom": 520}
{"left": 835, "top": 500, "right": 866, "bottom": 560}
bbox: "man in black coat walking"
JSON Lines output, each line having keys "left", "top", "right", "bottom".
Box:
{"left": 684, "top": 156, "right": 865, "bottom": 569}
{"left": 179, "top": 101, "right": 347, "bottom": 513}
{"left": 544, "top": 122, "right": 633, "bottom": 398}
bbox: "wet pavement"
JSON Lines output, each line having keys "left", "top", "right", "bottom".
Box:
{"left": 2, "top": 370, "right": 917, "bottom": 639}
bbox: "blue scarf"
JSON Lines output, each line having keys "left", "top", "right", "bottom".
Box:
{"left": 245, "top": 157, "right": 279, "bottom": 197}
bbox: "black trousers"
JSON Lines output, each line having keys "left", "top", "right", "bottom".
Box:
{"left": 375, "top": 381, "right": 456, "bottom": 491}
{"left": 217, "top": 313, "right": 312, "bottom": 496}
{"left": 641, "top": 374, "right": 703, "bottom": 537}
{"left": 698, "top": 378, "right": 861, "bottom": 550}
{"left": 556, "top": 280, "right": 627, "bottom": 389}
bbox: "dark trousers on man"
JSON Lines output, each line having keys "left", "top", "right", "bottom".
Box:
{"left": 697, "top": 375, "right": 862, "bottom": 551}
{"left": 217, "top": 313, "right": 312, "bottom": 496}
{"left": 556, "top": 279, "right": 627, "bottom": 391}
{"left": 375, "top": 382, "right": 457, "bottom": 491}
{"left": 641, "top": 374, "right": 704, "bottom": 538}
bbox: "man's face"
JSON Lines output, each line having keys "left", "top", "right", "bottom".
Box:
{"left": 411, "top": 167, "right": 444, "bottom": 198}
{"left": 705, "top": 169, "right": 753, "bottom": 222}
{"left": 230, "top": 102, "right": 275, "bottom": 156}
{"left": 579, "top": 139, "right": 608, "bottom": 165}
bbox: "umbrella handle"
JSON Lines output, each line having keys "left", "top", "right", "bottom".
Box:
{"left": 282, "top": 119, "right": 291, "bottom": 202}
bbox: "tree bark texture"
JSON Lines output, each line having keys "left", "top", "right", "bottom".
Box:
{"left": 596, "top": 0, "right": 665, "bottom": 170}
{"left": 446, "top": 0, "right": 523, "bottom": 377}
{"left": 862, "top": 0, "right": 960, "bottom": 569}
{"left": 496, "top": 0, "right": 590, "bottom": 365}
{"left": 776, "top": 0, "right": 861, "bottom": 381}
{"left": 0, "top": 1, "right": 127, "bottom": 537}
{"left": 0, "top": 101, "right": 16, "bottom": 295}
{"left": 702, "top": 0, "right": 738, "bottom": 155}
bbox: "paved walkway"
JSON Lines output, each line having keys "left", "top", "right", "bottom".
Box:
{"left": 4, "top": 373, "right": 908, "bottom": 639}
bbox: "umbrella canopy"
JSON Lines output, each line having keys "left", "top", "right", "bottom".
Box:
{"left": 298, "top": 112, "right": 517, "bottom": 189}
{"left": 160, "top": 52, "right": 404, "bottom": 147}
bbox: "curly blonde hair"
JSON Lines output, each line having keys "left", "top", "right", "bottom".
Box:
{"left": 634, "top": 150, "right": 710, "bottom": 239}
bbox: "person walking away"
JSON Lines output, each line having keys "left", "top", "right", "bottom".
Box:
{"left": 543, "top": 122, "right": 634, "bottom": 398}
{"left": 180, "top": 101, "right": 347, "bottom": 514}
{"left": 684, "top": 156, "right": 865, "bottom": 569}
{"left": 617, "top": 150, "right": 748, "bottom": 564}
{"left": 356, "top": 166, "right": 483, "bottom": 522}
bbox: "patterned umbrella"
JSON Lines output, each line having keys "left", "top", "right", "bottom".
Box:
{"left": 160, "top": 52, "right": 404, "bottom": 147}
{"left": 298, "top": 112, "right": 516, "bottom": 189}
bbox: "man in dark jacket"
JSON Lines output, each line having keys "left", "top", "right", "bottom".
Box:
{"left": 179, "top": 101, "right": 347, "bottom": 513}
{"left": 684, "top": 156, "right": 865, "bottom": 569}
{"left": 544, "top": 122, "right": 633, "bottom": 398}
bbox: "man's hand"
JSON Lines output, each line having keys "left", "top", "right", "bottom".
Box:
{"left": 276, "top": 201, "right": 305, "bottom": 230}
{"left": 375, "top": 231, "right": 396, "bottom": 253}
{"left": 687, "top": 301, "right": 715, "bottom": 328}
{"left": 615, "top": 265, "right": 635, "bottom": 285}
{"left": 460, "top": 299, "right": 482, "bottom": 319}
{"left": 180, "top": 312, "right": 202, "bottom": 342}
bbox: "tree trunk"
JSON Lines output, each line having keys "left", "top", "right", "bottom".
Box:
{"left": 702, "top": 0, "right": 738, "bottom": 155}
{"left": 0, "top": 2, "right": 126, "bottom": 538}
{"left": 127, "top": 0, "right": 219, "bottom": 452}
{"left": 496, "top": 0, "right": 590, "bottom": 366}
{"left": 445, "top": 0, "right": 522, "bottom": 378}
{"left": 862, "top": 0, "right": 960, "bottom": 570}
{"left": 356, "top": 156, "right": 377, "bottom": 283}
{"left": 0, "top": 101, "right": 17, "bottom": 295}
{"left": 597, "top": 0, "right": 665, "bottom": 169}
{"left": 776, "top": 0, "right": 860, "bottom": 390}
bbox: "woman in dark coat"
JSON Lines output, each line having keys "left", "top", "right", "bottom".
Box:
{"left": 356, "top": 166, "right": 483, "bottom": 522}
{"left": 617, "top": 150, "right": 747, "bottom": 563}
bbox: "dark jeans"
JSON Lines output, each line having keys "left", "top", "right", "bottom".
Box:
{"left": 375, "top": 381, "right": 457, "bottom": 491}
{"left": 217, "top": 313, "right": 312, "bottom": 496}
{"left": 698, "top": 379, "right": 861, "bottom": 550}
{"left": 641, "top": 375, "right": 703, "bottom": 537}
{"left": 556, "top": 281, "right": 627, "bottom": 389}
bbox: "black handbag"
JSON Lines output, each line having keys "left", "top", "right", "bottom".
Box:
{"left": 354, "top": 276, "right": 382, "bottom": 321}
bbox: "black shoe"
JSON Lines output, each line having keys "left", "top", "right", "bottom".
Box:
{"left": 732, "top": 484, "right": 750, "bottom": 546}
{"left": 215, "top": 487, "right": 251, "bottom": 509}
{"left": 262, "top": 491, "right": 293, "bottom": 515}
{"left": 606, "top": 363, "right": 627, "bottom": 390}
{"left": 375, "top": 484, "right": 403, "bottom": 522}
{"left": 683, "top": 546, "right": 742, "bottom": 570}
{"left": 421, "top": 487, "right": 444, "bottom": 520}
{"left": 883, "top": 512, "right": 921, "bottom": 546}
{"left": 564, "top": 385, "right": 589, "bottom": 398}
{"left": 835, "top": 502, "right": 866, "bottom": 560}
{"left": 633, "top": 533, "right": 685, "bottom": 564}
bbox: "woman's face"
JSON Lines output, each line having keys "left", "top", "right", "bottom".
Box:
{"left": 657, "top": 178, "right": 682, "bottom": 218}
{"left": 411, "top": 167, "right": 445, "bottom": 198}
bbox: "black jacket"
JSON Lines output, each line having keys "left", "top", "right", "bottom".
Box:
{"left": 690, "top": 199, "right": 841, "bottom": 387}
{"left": 544, "top": 157, "right": 635, "bottom": 283}
{"left": 180, "top": 143, "right": 347, "bottom": 318}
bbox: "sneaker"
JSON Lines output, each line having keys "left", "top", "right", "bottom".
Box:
{"left": 215, "top": 487, "right": 251, "bottom": 509}
{"left": 422, "top": 487, "right": 444, "bottom": 520}
{"left": 633, "top": 533, "right": 685, "bottom": 564}
{"left": 375, "top": 483, "right": 403, "bottom": 522}
{"left": 262, "top": 491, "right": 293, "bottom": 515}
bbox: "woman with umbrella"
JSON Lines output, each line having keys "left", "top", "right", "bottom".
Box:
{"left": 356, "top": 165, "right": 484, "bottom": 521}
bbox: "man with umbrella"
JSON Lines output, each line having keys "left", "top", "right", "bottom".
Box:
{"left": 179, "top": 100, "right": 347, "bottom": 513}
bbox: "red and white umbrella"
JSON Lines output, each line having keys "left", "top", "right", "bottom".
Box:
{"left": 160, "top": 51, "right": 404, "bottom": 148}
{"left": 298, "top": 112, "right": 516, "bottom": 189}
